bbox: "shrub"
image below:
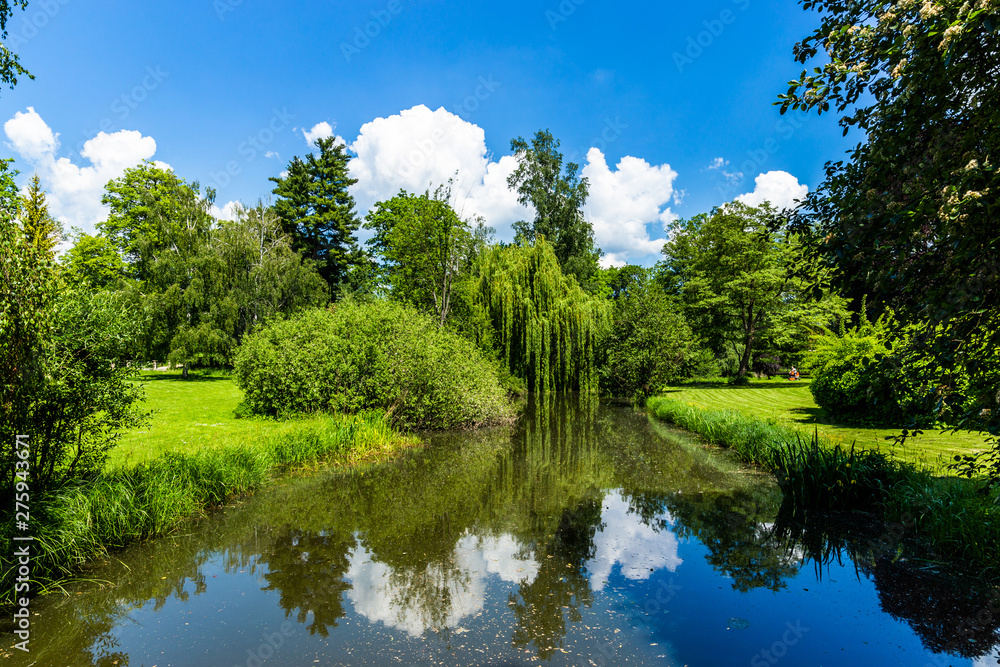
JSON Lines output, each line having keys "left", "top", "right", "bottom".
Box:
{"left": 233, "top": 300, "right": 515, "bottom": 429}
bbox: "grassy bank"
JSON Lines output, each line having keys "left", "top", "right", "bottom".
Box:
{"left": 660, "top": 378, "right": 990, "bottom": 470}
{"left": 646, "top": 395, "right": 1000, "bottom": 575}
{"left": 0, "top": 370, "right": 421, "bottom": 608}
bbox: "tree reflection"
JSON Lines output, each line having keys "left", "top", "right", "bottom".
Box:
{"left": 258, "top": 527, "right": 356, "bottom": 636}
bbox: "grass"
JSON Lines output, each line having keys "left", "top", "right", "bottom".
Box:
{"left": 110, "top": 369, "right": 270, "bottom": 468}
{"left": 0, "top": 369, "right": 422, "bottom": 609}
{"left": 647, "top": 393, "right": 1000, "bottom": 576}
{"left": 660, "top": 377, "right": 990, "bottom": 471}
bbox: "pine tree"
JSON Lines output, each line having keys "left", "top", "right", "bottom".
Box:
{"left": 20, "top": 174, "right": 62, "bottom": 256}
{"left": 270, "top": 137, "right": 362, "bottom": 295}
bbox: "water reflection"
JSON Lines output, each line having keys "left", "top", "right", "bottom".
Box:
{"left": 3, "top": 395, "right": 998, "bottom": 666}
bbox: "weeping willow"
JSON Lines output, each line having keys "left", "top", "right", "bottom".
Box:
{"left": 475, "top": 238, "right": 610, "bottom": 393}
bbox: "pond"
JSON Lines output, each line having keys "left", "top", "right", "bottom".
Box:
{"left": 4, "top": 396, "right": 999, "bottom": 666}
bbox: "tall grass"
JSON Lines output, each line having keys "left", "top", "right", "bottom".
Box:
{"left": 647, "top": 395, "right": 1000, "bottom": 575}
{"left": 0, "top": 411, "right": 418, "bottom": 607}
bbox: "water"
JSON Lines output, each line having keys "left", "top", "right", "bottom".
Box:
{"left": 4, "top": 395, "right": 999, "bottom": 666}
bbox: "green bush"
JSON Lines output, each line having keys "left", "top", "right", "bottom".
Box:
{"left": 805, "top": 309, "right": 966, "bottom": 426}
{"left": 233, "top": 300, "right": 515, "bottom": 429}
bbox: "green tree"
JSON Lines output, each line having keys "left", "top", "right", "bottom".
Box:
{"left": 663, "top": 201, "right": 846, "bottom": 381}
{"left": 779, "top": 0, "right": 999, "bottom": 427}
{"left": 365, "top": 187, "right": 488, "bottom": 327}
{"left": 2, "top": 198, "right": 147, "bottom": 495}
{"left": 20, "top": 173, "right": 62, "bottom": 256}
{"left": 507, "top": 130, "right": 601, "bottom": 284}
{"left": 270, "top": 137, "right": 362, "bottom": 295}
{"left": 0, "top": 1, "right": 31, "bottom": 95}
{"left": 167, "top": 202, "right": 328, "bottom": 372}
{"left": 99, "top": 161, "right": 214, "bottom": 283}
{"left": 599, "top": 272, "right": 700, "bottom": 399}
{"left": 60, "top": 231, "right": 129, "bottom": 288}
{"left": 474, "top": 238, "right": 610, "bottom": 392}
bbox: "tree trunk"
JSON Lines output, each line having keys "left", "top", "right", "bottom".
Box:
{"left": 182, "top": 362, "right": 189, "bottom": 380}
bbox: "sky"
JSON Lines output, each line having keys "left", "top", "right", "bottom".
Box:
{"left": 0, "top": 0, "right": 853, "bottom": 267}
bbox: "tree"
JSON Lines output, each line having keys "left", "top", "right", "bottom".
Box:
{"left": 507, "top": 130, "right": 601, "bottom": 284}
{"left": 20, "top": 173, "right": 62, "bottom": 256}
{"left": 0, "top": 1, "right": 31, "bottom": 95}
{"left": 599, "top": 273, "right": 700, "bottom": 399}
{"left": 779, "top": 0, "right": 999, "bottom": 426}
{"left": 662, "top": 201, "right": 847, "bottom": 381}
{"left": 99, "top": 161, "right": 214, "bottom": 284}
{"left": 365, "top": 187, "right": 488, "bottom": 327}
{"left": 474, "top": 238, "right": 610, "bottom": 392}
{"left": 60, "top": 231, "right": 129, "bottom": 288}
{"left": 270, "top": 137, "right": 362, "bottom": 295}
{"left": 167, "top": 202, "right": 328, "bottom": 371}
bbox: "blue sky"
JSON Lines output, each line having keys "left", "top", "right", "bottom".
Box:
{"left": 0, "top": 0, "right": 851, "bottom": 265}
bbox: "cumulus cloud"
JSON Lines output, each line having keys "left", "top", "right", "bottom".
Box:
{"left": 587, "top": 491, "right": 683, "bottom": 591}
{"left": 210, "top": 200, "right": 241, "bottom": 221}
{"left": 736, "top": 171, "right": 808, "bottom": 211}
{"left": 4, "top": 107, "right": 160, "bottom": 233}
{"left": 582, "top": 149, "right": 677, "bottom": 267}
{"left": 345, "top": 104, "right": 680, "bottom": 260}
{"left": 301, "top": 121, "right": 339, "bottom": 147}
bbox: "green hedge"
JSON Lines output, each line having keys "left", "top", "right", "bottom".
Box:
{"left": 233, "top": 301, "right": 515, "bottom": 429}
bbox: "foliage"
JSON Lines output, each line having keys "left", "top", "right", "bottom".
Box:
{"left": 0, "top": 244, "right": 149, "bottom": 497}
{"left": 806, "top": 307, "right": 970, "bottom": 426}
{"left": 473, "top": 238, "right": 610, "bottom": 393}
{"left": 771, "top": 433, "right": 908, "bottom": 514}
{"left": 0, "top": 410, "right": 419, "bottom": 607}
{"left": 19, "top": 173, "right": 62, "bottom": 255}
{"left": 233, "top": 301, "right": 515, "bottom": 429}
{"left": 0, "top": 0, "right": 31, "bottom": 94}
{"left": 780, "top": 0, "right": 1000, "bottom": 432}
{"left": 663, "top": 201, "right": 847, "bottom": 380}
{"left": 0, "top": 185, "right": 58, "bottom": 496}
{"left": 598, "top": 273, "right": 700, "bottom": 399}
{"left": 60, "top": 231, "right": 129, "bottom": 288}
{"left": 507, "top": 130, "right": 601, "bottom": 284}
{"left": 165, "top": 202, "right": 328, "bottom": 370}
{"left": 364, "top": 187, "right": 489, "bottom": 326}
{"left": 270, "top": 136, "right": 362, "bottom": 294}
{"left": 99, "top": 161, "right": 213, "bottom": 284}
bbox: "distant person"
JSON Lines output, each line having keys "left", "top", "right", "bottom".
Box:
{"left": 789, "top": 366, "right": 799, "bottom": 381}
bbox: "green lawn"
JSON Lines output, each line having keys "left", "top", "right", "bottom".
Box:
{"left": 659, "top": 378, "right": 990, "bottom": 471}
{"left": 110, "top": 370, "right": 289, "bottom": 468}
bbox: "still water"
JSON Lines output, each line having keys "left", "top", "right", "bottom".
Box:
{"left": 5, "top": 396, "right": 999, "bottom": 666}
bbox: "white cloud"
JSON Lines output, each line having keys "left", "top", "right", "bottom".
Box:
{"left": 587, "top": 491, "right": 683, "bottom": 591}
{"left": 736, "top": 170, "right": 808, "bottom": 211}
{"left": 302, "top": 121, "right": 336, "bottom": 146}
{"left": 582, "top": 149, "right": 678, "bottom": 267}
{"left": 346, "top": 104, "right": 680, "bottom": 261}
{"left": 210, "top": 200, "right": 241, "bottom": 221}
{"left": 4, "top": 107, "right": 161, "bottom": 233}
